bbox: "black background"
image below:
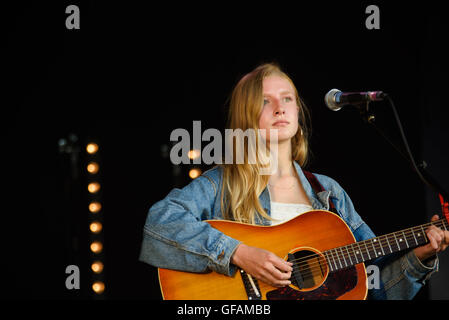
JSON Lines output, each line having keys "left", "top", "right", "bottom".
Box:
{"left": 2, "top": 1, "right": 448, "bottom": 301}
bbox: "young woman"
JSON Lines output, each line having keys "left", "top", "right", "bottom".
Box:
{"left": 139, "top": 63, "right": 448, "bottom": 299}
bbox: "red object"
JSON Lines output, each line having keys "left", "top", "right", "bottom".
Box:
{"left": 439, "top": 194, "right": 449, "bottom": 223}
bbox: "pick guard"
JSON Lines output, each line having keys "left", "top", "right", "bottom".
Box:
{"left": 266, "top": 266, "right": 358, "bottom": 300}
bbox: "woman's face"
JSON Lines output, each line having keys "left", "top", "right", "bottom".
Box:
{"left": 258, "top": 75, "right": 300, "bottom": 142}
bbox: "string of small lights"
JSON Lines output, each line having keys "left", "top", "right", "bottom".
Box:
{"left": 86, "top": 141, "right": 105, "bottom": 298}
{"left": 188, "top": 149, "right": 202, "bottom": 180}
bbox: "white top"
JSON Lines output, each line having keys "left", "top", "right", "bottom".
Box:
{"left": 270, "top": 201, "right": 313, "bottom": 225}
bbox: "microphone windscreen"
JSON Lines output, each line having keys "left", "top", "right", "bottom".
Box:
{"left": 324, "top": 89, "right": 342, "bottom": 111}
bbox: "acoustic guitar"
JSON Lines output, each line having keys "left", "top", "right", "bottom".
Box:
{"left": 158, "top": 209, "right": 448, "bottom": 300}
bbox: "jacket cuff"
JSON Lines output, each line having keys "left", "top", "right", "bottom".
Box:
{"left": 209, "top": 234, "right": 241, "bottom": 276}
{"left": 404, "top": 250, "right": 439, "bottom": 283}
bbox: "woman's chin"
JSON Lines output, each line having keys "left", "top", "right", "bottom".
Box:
{"left": 265, "top": 136, "right": 293, "bottom": 145}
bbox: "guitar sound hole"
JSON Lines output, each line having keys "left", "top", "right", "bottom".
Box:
{"left": 288, "top": 249, "right": 328, "bottom": 290}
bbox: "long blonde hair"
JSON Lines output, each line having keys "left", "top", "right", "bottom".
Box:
{"left": 220, "top": 63, "right": 311, "bottom": 224}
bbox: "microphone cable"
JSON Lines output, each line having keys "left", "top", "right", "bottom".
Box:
{"left": 381, "top": 94, "right": 447, "bottom": 201}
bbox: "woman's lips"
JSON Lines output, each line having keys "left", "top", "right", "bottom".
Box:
{"left": 272, "top": 120, "right": 290, "bottom": 126}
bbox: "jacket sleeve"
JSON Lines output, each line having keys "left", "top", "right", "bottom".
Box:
{"left": 329, "top": 177, "right": 439, "bottom": 300}
{"left": 138, "top": 174, "right": 241, "bottom": 276}
{"left": 366, "top": 247, "right": 438, "bottom": 300}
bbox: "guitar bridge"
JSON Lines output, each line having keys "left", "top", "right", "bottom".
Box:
{"left": 239, "top": 269, "right": 262, "bottom": 300}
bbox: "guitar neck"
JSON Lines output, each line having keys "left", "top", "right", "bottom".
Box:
{"left": 323, "top": 218, "right": 449, "bottom": 272}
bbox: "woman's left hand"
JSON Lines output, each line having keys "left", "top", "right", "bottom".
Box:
{"left": 413, "top": 215, "right": 449, "bottom": 261}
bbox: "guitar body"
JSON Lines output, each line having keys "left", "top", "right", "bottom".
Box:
{"left": 158, "top": 210, "right": 367, "bottom": 300}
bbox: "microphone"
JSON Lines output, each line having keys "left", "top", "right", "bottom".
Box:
{"left": 325, "top": 88, "right": 387, "bottom": 111}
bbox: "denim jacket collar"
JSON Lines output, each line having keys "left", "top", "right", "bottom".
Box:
{"left": 257, "top": 161, "right": 331, "bottom": 225}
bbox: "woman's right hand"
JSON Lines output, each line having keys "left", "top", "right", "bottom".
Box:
{"left": 230, "top": 243, "right": 293, "bottom": 287}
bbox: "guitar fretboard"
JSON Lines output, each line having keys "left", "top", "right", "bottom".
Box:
{"left": 323, "top": 218, "right": 448, "bottom": 272}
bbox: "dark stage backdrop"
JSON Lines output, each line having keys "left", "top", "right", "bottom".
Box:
{"left": 2, "top": 2, "right": 448, "bottom": 301}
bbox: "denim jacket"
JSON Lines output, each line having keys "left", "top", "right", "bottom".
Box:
{"left": 139, "top": 161, "right": 438, "bottom": 300}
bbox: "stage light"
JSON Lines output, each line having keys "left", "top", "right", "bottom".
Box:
{"left": 86, "top": 143, "right": 99, "bottom": 154}
{"left": 189, "top": 168, "right": 202, "bottom": 179}
{"left": 92, "top": 281, "right": 105, "bottom": 294}
{"left": 90, "top": 221, "right": 103, "bottom": 233}
{"left": 85, "top": 138, "right": 106, "bottom": 298}
{"left": 88, "top": 182, "right": 101, "bottom": 193}
{"left": 91, "top": 261, "right": 104, "bottom": 274}
{"left": 188, "top": 149, "right": 201, "bottom": 160}
{"left": 89, "top": 202, "right": 102, "bottom": 213}
{"left": 90, "top": 241, "right": 103, "bottom": 253}
{"left": 87, "top": 162, "right": 99, "bottom": 174}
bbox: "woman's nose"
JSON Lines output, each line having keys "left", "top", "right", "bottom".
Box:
{"left": 273, "top": 101, "right": 285, "bottom": 115}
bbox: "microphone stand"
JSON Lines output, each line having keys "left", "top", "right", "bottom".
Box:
{"left": 357, "top": 97, "right": 449, "bottom": 204}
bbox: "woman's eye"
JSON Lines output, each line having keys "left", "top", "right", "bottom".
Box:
{"left": 284, "top": 97, "right": 293, "bottom": 102}
{"left": 263, "top": 99, "right": 269, "bottom": 105}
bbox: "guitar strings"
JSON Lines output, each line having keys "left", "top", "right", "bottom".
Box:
{"left": 286, "top": 220, "right": 448, "bottom": 282}
{"left": 286, "top": 219, "right": 447, "bottom": 267}
{"left": 289, "top": 221, "right": 445, "bottom": 275}
{"left": 284, "top": 219, "right": 447, "bottom": 277}
{"left": 290, "top": 219, "right": 447, "bottom": 266}
{"left": 290, "top": 228, "right": 428, "bottom": 271}
{"left": 290, "top": 221, "right": 444, "bottom": 281}
{"left": 247, "top": 217, "right": 446, "bottom": 291}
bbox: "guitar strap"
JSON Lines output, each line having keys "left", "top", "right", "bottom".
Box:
{"left": 303, "top": 170, "right": 338, "bottom": 214}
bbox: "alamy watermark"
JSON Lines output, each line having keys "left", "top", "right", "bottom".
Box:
{"left": 170, "top": 121, "right": 279, "bottom": 175}
{"left": 64, "top": 263, "right": 379, "bottom": 291}
{"left": 365, "top": 5, "right": 380, "bottom": 30}
{"left": 65, "top": 265, "right": 80, "bottom": 290}
{"left": 367, "top": 264, "right": 380, "bottom": 290}
{"left": 65, "top": 5, "right": 80, "bottom": 30}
